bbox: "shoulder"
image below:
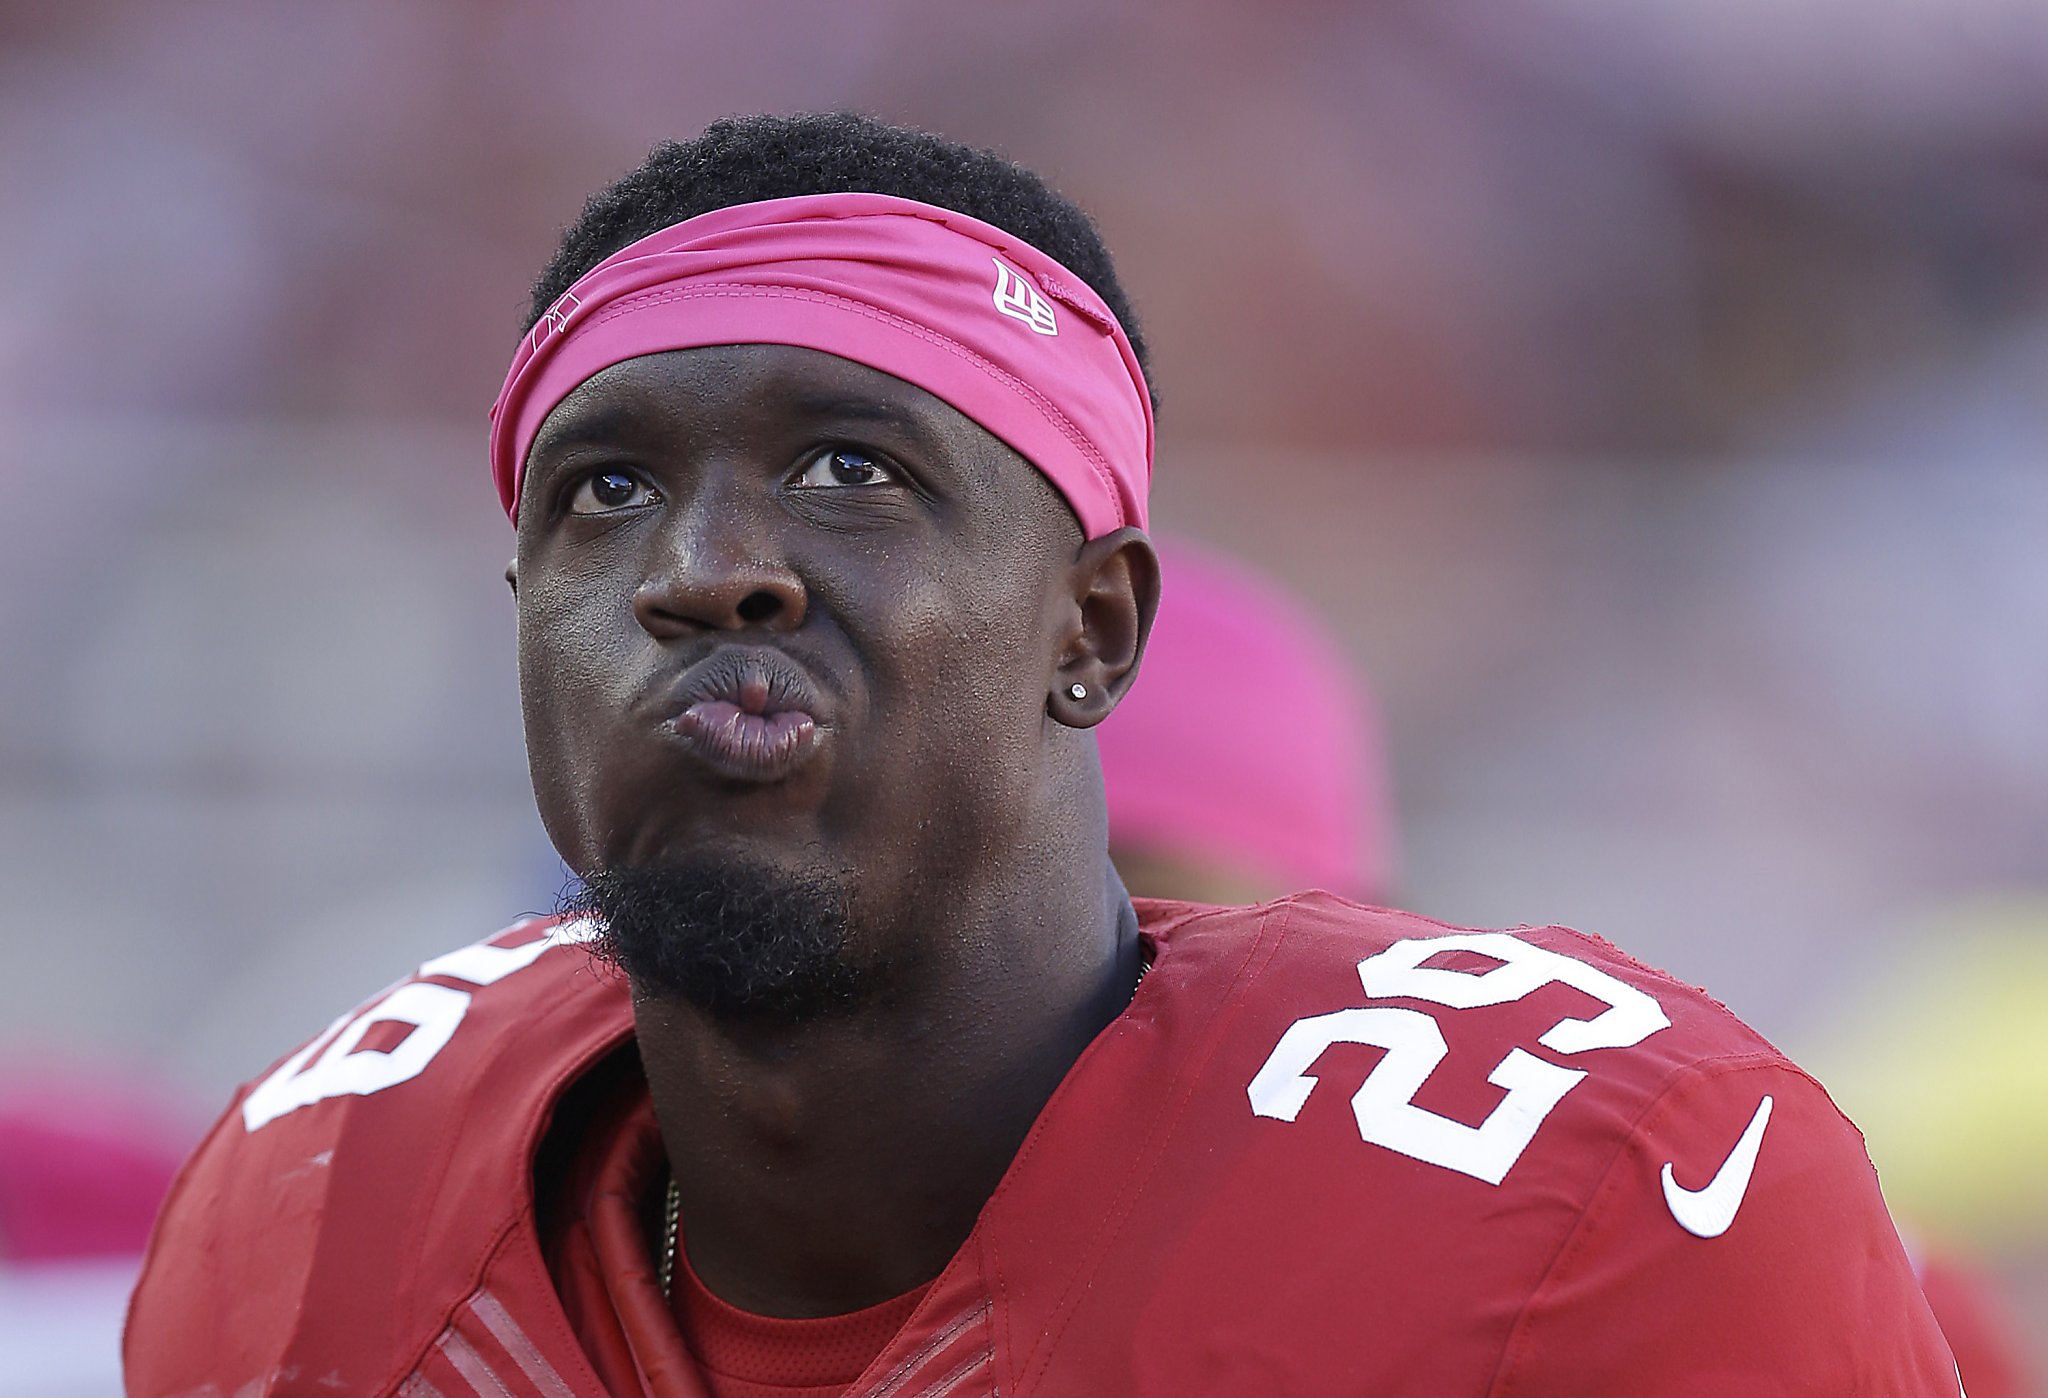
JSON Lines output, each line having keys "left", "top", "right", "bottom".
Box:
{"left": 126, "top": 915, "right": 634, "bottom": 1396}
{"left": 220, "top": 913, "right": 631, "bottom": 1144}
{"left": 1139, "top": 890, "right": 1796, "bottom": 1196}
{"left": 1117, "top": 894, "right": 1958, "bottom": 1393}
{"left": 1146, "top": 890, "right": 1779, "bottom": 1100}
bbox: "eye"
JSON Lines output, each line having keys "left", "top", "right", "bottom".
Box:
{"left": 566, "top": 469, "right": 660, "bottom": 515}
{"left": 793, "top": 446, "right": 896, "bottom": 489}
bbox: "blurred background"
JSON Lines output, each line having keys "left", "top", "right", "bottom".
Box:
{"left": 2, "top": 0, "right": 2044, "bottom": 1389}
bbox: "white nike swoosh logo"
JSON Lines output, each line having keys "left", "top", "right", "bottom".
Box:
{"left": 1661, "top": 1094, "right": 1773, "bottom": 1239}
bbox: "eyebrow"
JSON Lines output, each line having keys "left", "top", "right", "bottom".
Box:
{"left": 785, "top": 390, "right": 946, "bottom": 455}
{"left": 528, "top": 400, "right": 644, "bottom": 465}
{"left": 526, "top": 381, "right": 956, "bottom": 472}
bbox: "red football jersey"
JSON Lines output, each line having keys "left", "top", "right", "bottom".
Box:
{"left": 127, "top": 895, "right": 1960, "bottom": 1396}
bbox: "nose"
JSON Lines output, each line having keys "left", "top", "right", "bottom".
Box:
{"left": 631, "top": 487, "right": 807, "bottom": 637}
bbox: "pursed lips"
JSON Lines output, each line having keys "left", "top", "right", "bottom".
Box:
{"left": 658, "top": 646, "right": 827, "bottom": 782}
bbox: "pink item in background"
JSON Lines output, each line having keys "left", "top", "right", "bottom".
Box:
{"left": 491, "top": 193, "right": 1153, "bottom": 537}
{"left": 1098, "top": 538, "right": 1394, "bottom": 898}
{"left": 0, "top": 1072, "right": 192, "bottom": 1262}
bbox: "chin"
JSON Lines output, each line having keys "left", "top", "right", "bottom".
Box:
{"left": 559, "top": 851, "right": 899, "bottom": 1024}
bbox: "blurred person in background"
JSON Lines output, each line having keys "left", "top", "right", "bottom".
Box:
{"left": 1098, "top": 537, "right": 1395, "bottom": 908}
{"left": 125, "top": 114, "right": 1958, "bottom": 1395}
{"left": 1101, "top": 540, "right": 2040, "bottom": 1398}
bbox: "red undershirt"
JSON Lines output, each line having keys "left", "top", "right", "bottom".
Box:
{"left": 542, "top": 1073, "right": 931, "bottom": 1397}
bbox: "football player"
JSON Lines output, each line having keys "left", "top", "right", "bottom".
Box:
{"left": 128, "top": 113, "right": 1959, "bottom": 1396}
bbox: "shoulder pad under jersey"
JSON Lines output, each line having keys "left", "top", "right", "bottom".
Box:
{"left": 126, "top": 915, "right": 633, "bottom": 1396}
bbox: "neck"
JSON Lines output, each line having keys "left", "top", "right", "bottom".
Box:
{"left": 634, "top": 856, "right": 1140, "bottom": 1318}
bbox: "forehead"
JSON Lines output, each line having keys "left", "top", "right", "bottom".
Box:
{"left": 529, "top": 344, "right": 991, "bottom": 468}
{"left": 519, "top": 343, "right": 1081, "bottom": 554}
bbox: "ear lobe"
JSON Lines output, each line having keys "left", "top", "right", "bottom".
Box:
{"left": 1049, "top": 527, "right": 1159, "bottom": 730}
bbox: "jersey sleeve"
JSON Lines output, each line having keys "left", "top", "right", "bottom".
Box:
{"left": 1489, "top": 1057, "right": 1960, "bottom": 1396}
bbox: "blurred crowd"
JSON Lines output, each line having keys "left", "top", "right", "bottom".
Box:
{"left": 2, "top": 1, "right": 2045, "bottom": 1389}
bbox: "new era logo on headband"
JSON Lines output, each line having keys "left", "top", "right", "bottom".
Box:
{"left": 530, "top": 290, "right": 583, "bottom": 351}
{"left": 992, "top": 260, "right": 1058, "bottom": 337}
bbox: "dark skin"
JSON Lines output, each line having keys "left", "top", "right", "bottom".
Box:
{"left": 509, "top": 344, "right": 1159, "bottom": 1316}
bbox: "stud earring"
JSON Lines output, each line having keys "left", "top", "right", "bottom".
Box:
{"left": 1068, "top": 683, "right": 1088, "bottom": 701}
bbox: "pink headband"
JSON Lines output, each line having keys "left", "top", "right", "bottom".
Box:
{"left": 490, "top": 192, "right": 1153, "bottom": 535}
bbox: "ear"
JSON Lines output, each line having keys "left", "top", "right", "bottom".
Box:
{"left": 1048, "top": 527, "right": 1159, "bottom": 730}
{"left": 505, "top": 559, "right": 519, "bottom": 596}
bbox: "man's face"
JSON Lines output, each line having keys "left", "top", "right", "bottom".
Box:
{"left": 513, "top": 344, "right": 1084, "bottom": 919}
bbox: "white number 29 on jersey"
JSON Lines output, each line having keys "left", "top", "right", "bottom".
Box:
{"left": 240, "top": 917, "right": 601, "bottom": 1132}
{"left": 1247, "top": 932, "right": 1669, "bottom": 1184}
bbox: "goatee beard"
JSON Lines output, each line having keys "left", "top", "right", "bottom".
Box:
{"left": 560, "top": 856, "right": 890, "bottom": 1024}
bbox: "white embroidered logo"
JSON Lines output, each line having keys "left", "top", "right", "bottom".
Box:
{"left": 1661, "top": 1094, "right": 1773, "bottom": 1239}
{"left": 991, "top": 259, "right": 1058, "bottom": 336}
{"left": 530, "top": 289, "right": 582, "bottom": 350}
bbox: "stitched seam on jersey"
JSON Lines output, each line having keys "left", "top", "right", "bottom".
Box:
{"left": 1482, "top": 1054, "right": 1787, "bottom": 1397}
{"left": 468, "top": 1290, "right": 575, "bottom": 1398}
{"left": 244, "top": 984, "right": 417, "bottom": 1391}
{"left": 379, "top": 941, "right": 632, "bottom": 1398}
{"left": 872, "top": 903, "right": 1206, "bottom": 1394}
{"left": 1007, "top": 900, "right": 1296, "bottom": 1391}
{"left": 398, "top": 1374, "right": 449, "bottom": 1398}
{"left": 861, "top": 1301, "right": 991, "bottom": 1397}
{"left": 978, "top": 903, "right": 1239, "bottom": 1390}
{"left": 439, "top": 1328, "right": 515, "bottom": 1397}
{"left": 389, "top": 920, "right": 565, "bottom": 1385}
{"left": 989, "top": 899, "right": 1278, "bottom": 1384}
{"left": 494, "top": 1041, "right": 641, "bottom": 1394}
{"left": 980, "top": 1225, "right": 1012, "bottom": 1398}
